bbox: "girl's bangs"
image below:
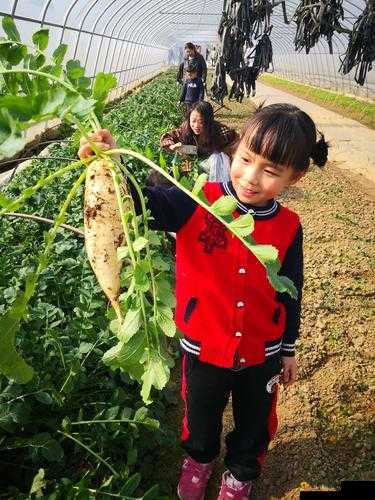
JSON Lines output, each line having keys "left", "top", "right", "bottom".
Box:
{"left": 241, "top": 115, "right": 309, "bottom": 170}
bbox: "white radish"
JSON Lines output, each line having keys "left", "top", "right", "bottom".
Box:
{"left": 84, "top": 158, "right": 124, "bottom": 320}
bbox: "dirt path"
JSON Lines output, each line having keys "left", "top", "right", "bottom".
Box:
{"left": 154, "top": 95, "right": 375, "bottom": 500}
{"left": 252, "top": 82, "right": 375, "bottom": 197}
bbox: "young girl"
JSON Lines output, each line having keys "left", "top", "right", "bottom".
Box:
{"left": 78, "top": 103, "right": 328, "bottom": 500}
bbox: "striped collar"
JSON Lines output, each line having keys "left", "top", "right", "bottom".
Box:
{"left": 221, "top": 182, "right": 280, "bottom": 218}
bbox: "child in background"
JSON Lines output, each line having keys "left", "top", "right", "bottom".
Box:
{"left": 78, "top": 103, "right": 328, "bottom": 500}
{"left": 180, "top": 64, "right": 205, "bottom": 110}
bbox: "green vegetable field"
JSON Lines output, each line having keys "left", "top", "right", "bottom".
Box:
{"left": 0, "top": 34, "right": 182, "bottom": 500}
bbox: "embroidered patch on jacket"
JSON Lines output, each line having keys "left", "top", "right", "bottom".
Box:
{"left": 266, "top": 374, "right": 280, "bottom": 394}
{"left": 198, "top": 213, "right": 228, "bottom": 254}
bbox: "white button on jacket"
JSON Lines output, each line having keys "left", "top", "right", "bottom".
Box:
{"left": 236, "top": 301, "right": 244, "bottom": 308}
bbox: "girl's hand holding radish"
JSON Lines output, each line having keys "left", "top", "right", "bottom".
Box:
{"left": 78, "top": 129, "right": 119, "bottom": 161}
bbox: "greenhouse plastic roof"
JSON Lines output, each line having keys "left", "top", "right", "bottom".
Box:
{"left": 0, "top": 1, "right": 372, "bottom": 98}
{"left": 0, "top": 1, "right": 367, "bottom": 50}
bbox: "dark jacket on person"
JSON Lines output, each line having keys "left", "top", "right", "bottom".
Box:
{"left": 180, "top": 78, "right": 205, "bottom": 106}
{"left": 177, "top": 54, "right": 207, "bottom": 83}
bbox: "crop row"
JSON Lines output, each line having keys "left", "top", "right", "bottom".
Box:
{"left": 0, "top": 70, "right": 183, "bottom": 499}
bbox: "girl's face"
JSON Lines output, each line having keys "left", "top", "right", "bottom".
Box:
{"left": 190, "top": 110, "right": 204, "bottom": 135}
{"left": 230, "top": 141, "right": 304, "bottom": 206}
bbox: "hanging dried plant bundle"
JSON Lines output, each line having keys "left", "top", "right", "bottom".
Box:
{"left": 340, "top": 0, "right": 375, "bottom": 86}
{"left": 293, "top": 0, "right": 349, "bottom": 54}
{"left": 211, "top": 1, "right": 288, "bottom": 104}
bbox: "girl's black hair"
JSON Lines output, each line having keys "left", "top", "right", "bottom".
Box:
{"left": 240, "top": 103, "right": 329, "bottom": 171}
{"left": 180, "top": 101, "right": 223, "bottom": 151}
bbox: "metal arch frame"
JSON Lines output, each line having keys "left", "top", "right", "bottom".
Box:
{"left": 41, "top": 1, "right": 167, "bottom": 65}
{"left": 13, "top": 0, "right": 368, "bottom": 51}
{"left": 118, "top": 0, "right": 177, "bottom": 89}
{"left": 6, "top": 0, "right": 372, "bottom": 98}
{"left": 59, "top": 0, "right": 84, "bottom": 44}
{"left": 125, "top": 1, "right": 220, "bottom": 86}
{"left": 83, "top": 0, "right": 125, "bottom": 69}
{"left": 11, "top": 0, "right": 19, "bottom": 16}
{"left": 112, "top": 0, "right": 177, "bottom": 91}
{"left": 103, "top": 0, "right": 181, "bottom": 92}
{"left": 105, "top": 2, "right": 156, "bottom": 75}
{"left": 89, "top": 1, "right": 166, "bottom": 84}
{"left": 124, "top": 0, "right": 209, "bottom": 86}
{"left": 120, "top": 0, "right": 221, "bottom": 88}
{"left": 108, "top": 0, "right": 188, "bottom": 93}
{"left": 40, "top": 0, "right": 55, "bottom": 27}
{"left": 102, "top": 0, "right": 165, "bottom": 82}
{"left": 99, "top": 0, "right": 140, "bottom": 76}
{"left": 110, "top": 3, "right": 340, "bottom": 93}
{"left": 112, "top": 1, "right": 218, "bottom": 92}
{"left": 106, "top": 7, "right": 166, "bottom": 93}
{"left": 143, "top": 0, "right": 306, "bottom": 86}
{"left": 72, "top": 0, "right": 102, "bottom": 59}
{"left": 147, "top": 0, "right": 221, "bottom": 45}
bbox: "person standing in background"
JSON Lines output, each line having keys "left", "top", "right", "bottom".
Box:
{"left": 177, "top": 42, "right": 207, "bottom": 85}
{"left": 244, "top": 44, "right": 260, "bottom": 97}
{"left": 245, "top": 65, "right": 260, "bottom": 98}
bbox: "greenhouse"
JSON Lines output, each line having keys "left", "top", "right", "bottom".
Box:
{"left": 0, "top": 1, "right": 374, "bottom": 499}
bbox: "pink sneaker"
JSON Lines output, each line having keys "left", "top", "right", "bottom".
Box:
{"left": 217, "top": 470, "right": 253, "bottom": 499}
{"left": 177, "top": 456, "right": 214, "bottom": 500}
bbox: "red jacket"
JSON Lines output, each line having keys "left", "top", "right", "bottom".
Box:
{"left": 175, "top": 183, "right": 300, "bottom": 368}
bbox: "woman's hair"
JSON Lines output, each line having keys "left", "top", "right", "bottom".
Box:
{"left": 180, "top": 101, "right": 222, "bottom": 151}
{"left": 240, "top": 103, "right": 329, "bottom": 171}
{"left": 184, "top": 42, "right": 197, "bottom": 53}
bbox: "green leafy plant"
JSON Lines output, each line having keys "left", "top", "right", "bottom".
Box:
{"left": 0, "top": 68, "right": 180, "bottom": 499}
{"left": 0, "top": 16, "right": 297, "bottom": 408}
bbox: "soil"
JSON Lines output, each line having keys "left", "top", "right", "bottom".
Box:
{"left": 151, "top": 95, "right": 375, "bottom": 499}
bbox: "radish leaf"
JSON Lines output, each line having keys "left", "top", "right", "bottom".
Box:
{"left": 32, "top": 29, "right": 49, "bottom": 51}
{"left": 211, "top": 195, "right": 237, "bottom": 216}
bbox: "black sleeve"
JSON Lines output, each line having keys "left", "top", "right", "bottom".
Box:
{"left": 276, "top": 224, "right": 304, "bottom": 357}
{"left": 198, "top": 79, "right": 205, "bottom": 100}
{"left": 180, "top": 83, "right": 187, "bottom": 102}
{"left": 130, "top": 183, "right": 197, "bottom": 232}
{"left": 200, "top": 54, "right": 207, "bottom": 82}
{"left": 177, "top": 62, "right": 183, "bottom": 84}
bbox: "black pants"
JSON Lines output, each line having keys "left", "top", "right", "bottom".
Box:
{"left": 245, "top": 77, "right": 256, "bottom": 95}
{"left": 181, "top": 352, "right": 281, "bottom": 481}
